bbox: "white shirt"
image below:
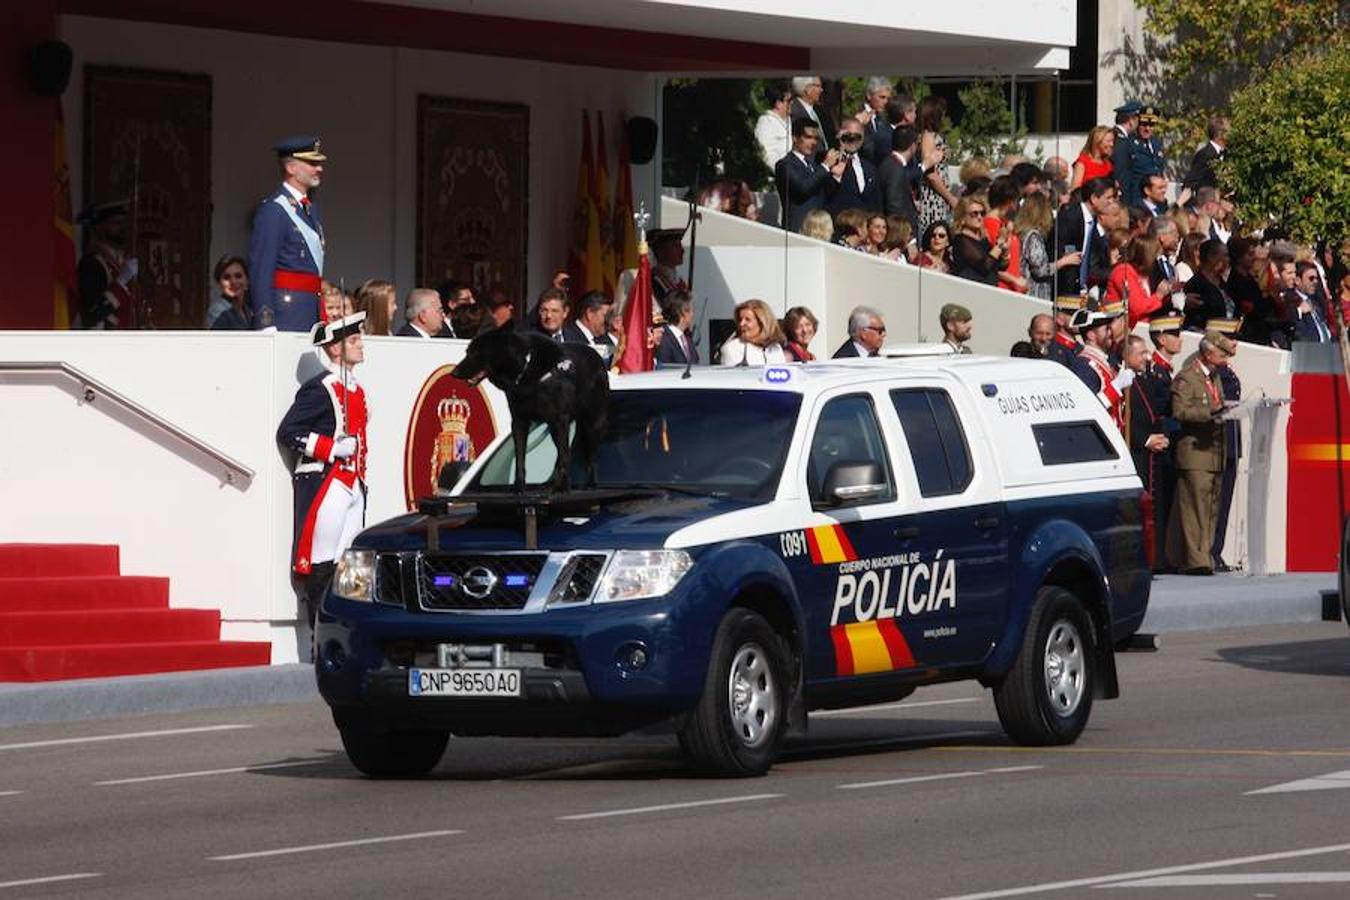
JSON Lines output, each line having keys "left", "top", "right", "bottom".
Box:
{"left": 718, "top": 337, "right": 786, "bottom": 366}
{"left": 282, "top": 181, "right": 308, "bottom": 204}
{"left": 755, "top": 111, "right": 791, "bottom": 172}
{"left": 851, "top": 340, "right": 873, "bottom": 358}
{"left": 848, "top": 153, "right": 866, "bottom": 193}
{"left": 409, "top": 321, "right": 432, "bottom": 339}
{"left": 667, "top": 324, "right": 693, "bottom": 360}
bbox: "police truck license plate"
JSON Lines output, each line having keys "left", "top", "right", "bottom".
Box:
{"left": 408, "top": 668, "right": 522, "bottom": 697}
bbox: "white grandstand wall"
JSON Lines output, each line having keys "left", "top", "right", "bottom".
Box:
{"left": 0, "top": 332, "right": 506, "bottom": 663}
{"left": 662, "top": 198, "right": 1291, "bottom": 572}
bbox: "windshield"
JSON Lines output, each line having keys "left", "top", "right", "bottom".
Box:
{"left": 470, "top": 389, "right": 801, "bottom": 499}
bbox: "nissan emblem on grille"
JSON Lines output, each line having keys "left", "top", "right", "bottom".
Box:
{"left": 461, "top": 566, "right": 499, "bottom": 600}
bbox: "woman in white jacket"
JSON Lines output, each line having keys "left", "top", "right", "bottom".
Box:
{"left": 719, "top": 298, "right": 788, "bottom": 366}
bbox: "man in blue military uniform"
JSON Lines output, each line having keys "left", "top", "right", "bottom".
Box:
{"left": 249, "top": 136, "right": 327, "bottom": 331}
{"left": 1207, "top": 317, "right": 1242, "bottom": 571}
{"left": 1125, "top": 107, "right": 1166, "bottom": 210}
{"left": 1110, "top": 100, "right": 1141, "bottom": 196}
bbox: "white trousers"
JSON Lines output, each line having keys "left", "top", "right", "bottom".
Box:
{"left": 310, "top": 480, "right": 365, "bottom": 565}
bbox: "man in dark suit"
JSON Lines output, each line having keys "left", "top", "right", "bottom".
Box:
{"left": 396, "top": 288, "right": 451, "bottom": 337}
{"left": 562, "top": 290, "right": 616, "bottom": 362}
{"left": 531, "top": 286, "right": 569, "bottom": 343}
{"left": 1287, "top": 261, "right": 1333, "bottom": 343}
{"left": 654, "top": 290, "right": 699, "bottom": 367}
{"left": 1054, "top": 176, "right": 1117, "bottom": 296}
{"left": 789, "top": 75, "right": 834, "bottom": 157}
{"left": 832, "top": 305, "right": 886, "bottom": 358}
{"left": 1135, "top": 173, "right": 1170, "bottom": 218}
{"left": 1182, "top": 239, "right": 1236, "bottom": 331}
{"left": 1183, "top": 116, "right": 1229, "bottom": 194}
{"left": 879, "top": 126, "right": 921, "bottom": 237}
{"left": 858, "top": 76, "right": 894, "bottom": 167}
{"left": 1147, "top": 215, "right": 1182, "bottom": 293}
{"left": 826, "top": 119, "right": 882, "bottom": 216}
{"left": 775, "top": 118, "right": 840, "bottom": 233}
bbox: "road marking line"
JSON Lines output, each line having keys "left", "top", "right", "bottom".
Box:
{"left": 0, "top": 724, "right": 252, "bottom": 751}
{"left": 938, "top": 841, "right": 1350, "bottom": 899}
{"left": 558, "top": 793, "right": 783, "bottom": 821}
{"left": 933, "top": 745, "right": 1350, "bottom": 759}
{"left": 0, "top": 791, "right": 22, "bottom": 797}
{"left": 95, "top": 759, "right": 328, "bottom": 785}
{"left": 1100, "top": 872, "right": 1350, "bottom": 888}
{"left": 1246, "top": 769, "right": 1350, "bottom": 795}
{"left": 814, "top": 698, "right": 980, "bottom": 717}
{"left": 839, "top": 764, "right": 1042, "bottom": 790}
{"left": 0, "top": 874, "right": 101, "bottom": 890}
{"left": 210, "top": 830, "right": 463, "bottom": 861}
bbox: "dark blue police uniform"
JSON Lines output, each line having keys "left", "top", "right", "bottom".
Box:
{"left": 248, "top": 136, "right": 327, "bottom": 332}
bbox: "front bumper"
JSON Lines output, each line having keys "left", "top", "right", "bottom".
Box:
{"left": 314, "top": 580, "right": 712, "bottom": 737}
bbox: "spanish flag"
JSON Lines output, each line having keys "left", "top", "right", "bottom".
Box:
{"left": 613, "top": 116, "right": 638, "bottom": 272}
{"left": 831, "top": 620, "right": 917, "bottom": 676}
{"left": 595, "top": 112, "right": 616, "bottom": 299}
{"left": 54, "top": 102, "right": 76, "bottom": 329}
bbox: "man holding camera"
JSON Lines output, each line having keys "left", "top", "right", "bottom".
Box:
{"left": 826, "top": 118, "right": 882, "bottom": 216}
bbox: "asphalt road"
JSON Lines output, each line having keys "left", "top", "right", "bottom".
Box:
{"left": 2, "top": 621, "right": 1349, "bottom": 899}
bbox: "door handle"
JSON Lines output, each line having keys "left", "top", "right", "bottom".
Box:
{"left": 894, "top": 525, "right": 920, "bottom": 540}
{"left": 974, "top": 516, "right": 1000, "bottom": 530}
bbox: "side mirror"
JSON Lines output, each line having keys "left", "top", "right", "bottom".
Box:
{"left": 436, "top": 460, "right": 472, "bottom": 495}
{"left": 820, "top": 460, "right": 888, "bottom": 507}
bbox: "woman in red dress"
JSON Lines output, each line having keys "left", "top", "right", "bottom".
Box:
{"left": 1106, "top": 235, "right": 1173, "bottom": 327}
{"left": 1071, "top": 126, "right": 1115, "bottom": 190}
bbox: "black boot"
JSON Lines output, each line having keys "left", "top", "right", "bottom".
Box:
{"left": 298, "top": 561, "right": 335, "bottom": 663}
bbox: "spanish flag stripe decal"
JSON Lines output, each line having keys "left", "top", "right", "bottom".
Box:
{"left": 805, "top": 528, "right": 824, "bottom": 565}
{"left": 843, "top": 622, "right": 894, "bottom": 674}
{"left": 813, "top": 526, "right": 846, "bottom": 564}
{"left": 1291, "top": 443, "right": 1350, "bottom": 463}
{"left": 830, "top": 625, "right": 855, "bottom": 677}
{"left": 876, "top": 618, "right": 916, "bottom": 669}
{"left": 833, "top": 525, "right": 858, "bottom": 562}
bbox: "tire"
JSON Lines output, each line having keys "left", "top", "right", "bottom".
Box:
{"left": 1340, "top": 516, "right": 1350, "bottom": 629}
{"left": 335, "top": 711, "right": 449, "bottom": 779}
{"left": 994, "top": 586, "right": 1096, "bottom": 746}
{"left": 678, "top": 609, "right": 790, "bottom": 777}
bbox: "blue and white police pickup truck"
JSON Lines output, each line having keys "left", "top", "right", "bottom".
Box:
{"left": 316, "top": 354, "right": 1151, "bottom": 777}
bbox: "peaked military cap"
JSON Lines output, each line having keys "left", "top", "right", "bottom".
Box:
{"left": 1113, "top": 100, "right": 1143, "bottom": 116}
{"left": 1147, "top": 313, "right": 1184, "bottom": 333}
{"left": 1137, "top": 105, "right": 1161, "bottom": 126}
{"left": 1206, "top": 317, "right": 1241, "bottom": 335}
{"left": 1054, "top": 295, "right": 1086, "bottom": 312}
{"left": 310, "top": 311, "right": 365, "bottom": 346}
{"left": 77, "top": 200, "right": 129, "bottom": 226}
{"left": 274, "top": 136, "right": 327, "bottom": 162}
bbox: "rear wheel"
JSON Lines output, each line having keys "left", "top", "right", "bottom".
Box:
{"left": 678, "top": 609, "right": 789, "bottom": 777}
{"left": 994, "top": 586, "right": 1096, "bottom": 745}
{"left": 335, "top": 711, "right": 449, "bottom": 778}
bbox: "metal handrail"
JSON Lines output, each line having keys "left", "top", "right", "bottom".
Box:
{"left": 0, "top": 360, "right": 255, "bottom": 484}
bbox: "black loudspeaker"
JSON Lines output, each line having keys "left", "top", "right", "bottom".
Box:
{"left": 29, "top": 40, "right": 73, "bottom": 97}
{"left": 627, "top": 116, "right": 658, "bottom": 165}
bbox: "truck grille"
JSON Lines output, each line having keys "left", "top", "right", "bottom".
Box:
{"left": 548, "top": 553, "right": 609, "bottom": 605}
{"left": 415, "top": 553, "right": 549, "bottom": 611}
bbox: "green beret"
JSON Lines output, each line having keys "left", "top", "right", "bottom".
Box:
{"left": 940, "top": 303, "right": 972, "bottom": 323}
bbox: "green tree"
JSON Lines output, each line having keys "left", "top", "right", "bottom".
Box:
{"left": 661, "top": 79, "right": 770, "bottom": 192}
{"left": 1218, "top": 36, "right": 1349, "bottom": 243}
{"left": 945, "top": 79, "right": 1026, "bottom": 164}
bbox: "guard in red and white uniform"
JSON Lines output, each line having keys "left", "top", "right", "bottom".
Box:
{"left": 277, "top": 312, "right": 368, "bottom": 639}
{"left": 1070, "top": 305, "right": 1130, "bottom": 429}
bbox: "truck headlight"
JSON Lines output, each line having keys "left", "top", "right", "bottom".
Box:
{"left": 595, "top": 550, "right": 693, "bottom": 602}
{"left": 334, "top": 549, "right": 376, "bottom": 602}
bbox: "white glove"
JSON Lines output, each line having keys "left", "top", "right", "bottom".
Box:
{"left": 332, "top": 435, "right": 358, "bottom": 459}
{"left": 116, "top": 257, "right": 139, "bottom": 287}
{"left": 1112, "top": 369, "right": 1136, "bottom": 392}
{"left": 1171, "top": 291, "right": 1187, "bottom": 311}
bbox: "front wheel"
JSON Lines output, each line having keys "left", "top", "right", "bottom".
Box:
{"left": 335, "top": 711, "right": 449, "bottom": 779}
{"left": 994, "top": 586, "right": 1096, "bottom": 745}
{"left": 678, "top": 609, "right": 790, "bottom": 776}
{"left": 1339, "top": 516, "right": 1350, "bottom": 628}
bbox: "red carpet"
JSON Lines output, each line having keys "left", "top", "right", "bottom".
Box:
{"left": 0, "top": 544, "right": 271, "bottom": 681}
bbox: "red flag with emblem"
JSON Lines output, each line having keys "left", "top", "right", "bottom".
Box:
{"left": 567, "top": 111, "right": 595, "bottom": 294}
{"left": 618, "top": 238, "right": 653, "bottom": 374}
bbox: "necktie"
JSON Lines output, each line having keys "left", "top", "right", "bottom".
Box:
{"left": 1080, "top": 219, "right": 1096, "bottom": 289}
{"left": 681, "top": 331, "right": 691, "bottom": 361}
{"left": 554, "top": 331, "right": 563, "bottom": 343}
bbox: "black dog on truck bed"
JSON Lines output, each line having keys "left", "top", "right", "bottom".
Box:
{"left": 452, "top": 322, "right": 609, "bottom": 492}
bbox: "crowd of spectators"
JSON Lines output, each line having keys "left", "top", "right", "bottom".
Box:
{"left": 742, "top": 76, "right": 1349, "bottom": 349}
